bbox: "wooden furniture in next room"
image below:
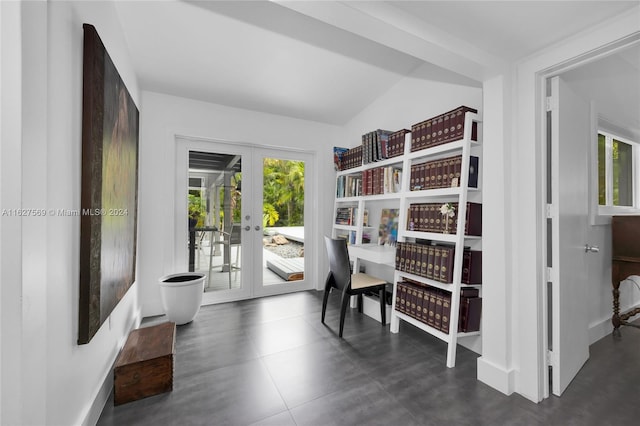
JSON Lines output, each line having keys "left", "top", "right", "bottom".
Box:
{"left": 611, "top": 216, "right": 640, "bottom": 334}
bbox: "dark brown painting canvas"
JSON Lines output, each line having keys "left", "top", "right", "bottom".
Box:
{"left": 79, "top": 24, "right": 139, "bottom": 344}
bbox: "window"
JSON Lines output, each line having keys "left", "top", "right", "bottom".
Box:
{"left": 597, "top": 130, "right": 639, "bottom": 213}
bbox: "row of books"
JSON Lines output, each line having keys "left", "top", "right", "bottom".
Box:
{"left": 337, "top": 231, "right": 357, "bottom": 245}
{"left": 410, "top": 105, "right": 478, "bottom": 152}
{"left": 395, "top": 280, "right": 482, "bottom": 333}
{"left": 362, "top": 166, "right": 402, "bottom": 195}
{"left": 387, "top": 129, "right": 410, "bottom": 158}
{"left": 334, "top": 128, "right": 412, "bottom": 171}
{"left": 410, "top": 155, "right": 479, "bottom": 191}
{"left": 395, "top": 241, "right": 482, "bottom": 284}
{"left": 362, "top": 129, "right": 392, "bottom": 164}
{"left": 336, "top": 174, "right": 362, "bottom": 198}
{"left": 407, "top": 202, "right": 482, "bottom": 236}
{"left": 336, "top": 145, "right": 363, "bottom": 170}
{"left": 335, "top": 207, "right": 359, "bottom": 226}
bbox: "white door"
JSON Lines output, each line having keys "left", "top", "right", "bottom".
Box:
{"left": 252, "top": 147, "right": 314, "bottom": 297}
{"left": 549, "top": 76, "right": 591, "bottom": 396}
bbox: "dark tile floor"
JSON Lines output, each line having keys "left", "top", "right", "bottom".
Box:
{"left": 98, "top": 290, "right": 640, "bottom": 426}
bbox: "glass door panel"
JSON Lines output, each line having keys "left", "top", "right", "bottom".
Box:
{"left": 176, "top": 138, "right": 253, "bottom": 304}
{"left": 254, "top": 148, "right": 314, "bottom": 297}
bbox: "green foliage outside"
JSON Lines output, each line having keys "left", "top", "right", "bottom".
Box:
{"left": 193, "top": 158, "right": 305, "bottom": 230}
{"left": 188, "top": 192, "right": 206, "bottom": 227}
{"left": 263, "top": 159, "right": 305, "bottom": 227}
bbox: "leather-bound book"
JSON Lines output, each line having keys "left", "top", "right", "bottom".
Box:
{"left": 404, "top": 243, "right": 412, "bottom": 272}
{"left": 415, "top": 285, "right": 424, "bottom": 321}
{"left": 442, "top": 106, "right": 478, "bottom": 145}
{"left": 434, "top": 290, "right": 443, "bottom": 330}
{"left": 426, "top": 245, "right": 435, "bottom": 280}
{"left": 435, "top": 115, "right": 444, "bottom": 146}
{"left": 414, "top": 246, "right": 422, "bottom": 276}
{"left": 410, "top": 122, "right": 421, "bottom": 152}
{"left": 419, "top": 203, "right": 427, "bottom": 232}
{"left": 443, "top": 112, "right": 451, "bottom": 144}
{"left": 462, "top": 250, "right": 482, "bottom": 284}
{"left": 440, "top": 246, "right": 455, "bottom": 283}
{"left": 434, "top": 159, "right": 443, "bottom": 188}
{"left": 394, "top": 282, "right": 403, "bottom": 313}
{"left": 433, "top": 247, "right": 442, "bottom": 280}
{"left": 459, "top": 296, "right": 482, "bottom": 332}
{"left": 468, "top": 155, "right": 479, "bottom": 188}
{"left": 452, "top": 156, "right": 463, "bottom": 187}
{"left": 460, "top": 287, "right": 480, "bottom": 298}
{"left": 429, "top": 204, "right": 437, "bottom": 232}
{"left": 441, "top": 292, "right": 451, "bottom": 333}
{"left": 420, "top": 244, "right": 429, "bottom": 277}
{"left": 465, "top": 202, "right": 482, "bottom": 236}
{"left": 427, "top": 289, "right": 437, "bottom": 327}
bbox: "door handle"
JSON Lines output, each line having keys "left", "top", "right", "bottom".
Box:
{"left": 255, "top": 225, "right": 261, "bottom": 231}
{"left": 244, "top": 226, "right": 250, "bottom": 231}
{"left": 585, "top": 244, "right": 600, "bottom": 253}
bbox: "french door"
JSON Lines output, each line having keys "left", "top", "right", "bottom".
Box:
{"left": 175, "top": 137, "right": 314, "bottom": 305}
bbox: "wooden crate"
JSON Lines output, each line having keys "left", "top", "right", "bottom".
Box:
{"left": 114, "top": 322, "right": 176, "bottom": 405}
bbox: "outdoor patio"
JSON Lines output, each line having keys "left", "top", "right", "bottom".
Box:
{"left": 192, "top": 227, "right": 305, "bottom": 291}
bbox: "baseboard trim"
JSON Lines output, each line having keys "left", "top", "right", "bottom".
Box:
{"left": 477, "top": 357, "right": 515, "bottom": 396}
{"left": 80, "top": 307, "right": 142, "bottom": 426}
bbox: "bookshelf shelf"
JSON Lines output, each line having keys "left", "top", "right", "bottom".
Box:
{"left": 332, "top": 108, "right": 482, "bottom": 368}
{"left": 394, "top": 310, "right": 450, "bottom": 341}
{"left": 333, "top": 224, "right": 357, "bottom": 231}
{"left": 348, "top": 244, "right": 396, "bottom": 266}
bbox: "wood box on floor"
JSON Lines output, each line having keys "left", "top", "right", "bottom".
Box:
{"left": 114, "top": 321, "right": 176, "bottom": 405}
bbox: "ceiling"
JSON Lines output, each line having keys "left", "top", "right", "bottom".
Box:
{"left": 114, "top": 1, "right": 639, "bottom": 126}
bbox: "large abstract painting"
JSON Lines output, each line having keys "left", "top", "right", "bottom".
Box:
{"left": 79, "top": 24, "right": 139, "bottom": 344}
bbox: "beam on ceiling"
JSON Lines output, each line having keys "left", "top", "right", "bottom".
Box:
{"left": 274, "top": 0, "right": 508, "bottom": 81}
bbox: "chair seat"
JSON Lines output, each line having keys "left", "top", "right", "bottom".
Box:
{"left": 350, "top": 273, "right": 387, "bottom": 290}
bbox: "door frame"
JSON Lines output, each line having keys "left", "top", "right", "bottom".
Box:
{"left": 174, "top": 135, "right": 316, "bottom": 305}
{"left": 534, "top": 34, "right": 640, "bottom": 400}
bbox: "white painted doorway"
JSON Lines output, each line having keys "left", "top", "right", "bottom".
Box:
{"left": 175, "top": 137, "right": 314, "bottom": 305}
{"left": 546, "top": 75, "right": 592, "bottom": 396}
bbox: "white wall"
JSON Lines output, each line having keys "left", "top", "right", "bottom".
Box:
{"left": 1, "top": 2, "right": 143, "bottom": 425}
{"left": 1, "top": 2, "right": 25, "bottom": 424}
{"left": 138, "top": 91, "right": 343, "bottom": 317}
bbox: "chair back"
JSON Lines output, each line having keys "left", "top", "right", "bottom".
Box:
{"left": 229, "top": 224, "right": 242, "bottom": 245}
{"left": 324, "top": 236, "right": 352, "bottom": 291}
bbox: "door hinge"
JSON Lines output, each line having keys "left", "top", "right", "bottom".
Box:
{"left": 546, "top": 204, "right": 554, "bottom": 218}
{"left": 546, "top": 96, "right": 558, "bottom": 112}
{"left": 546, "top": 267, "right": 553, "bottom": 282}
{"left": 546, "top": 350, "right": 557, "bottom": 367}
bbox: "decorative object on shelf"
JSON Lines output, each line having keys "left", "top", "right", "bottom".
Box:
{"left": 333, "top": 146, "right": 349, "bottom": 171}
{"left": 79, "top": 23, "right": 139, "bottom": 345}
{"left": 440, "top": 202, "right": 455, "bottom": 233}
{"left": 379, "top": 208, "right": 399, "bottom": 246}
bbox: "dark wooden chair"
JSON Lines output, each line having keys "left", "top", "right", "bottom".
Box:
{"left": 322, "top": 236, "right": 387, "bottom": 337}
